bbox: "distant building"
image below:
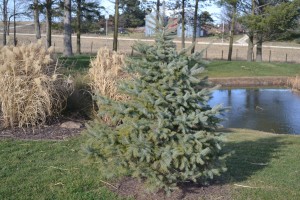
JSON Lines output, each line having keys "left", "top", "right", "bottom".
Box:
{"left": 177, "top": 23, "right": 204, "bottom": 38}
{"left": 145, "top": 11, "right": 157, "bottom": 37}
{"left": 145, "top": 9, "right": 205, "bottom": 37}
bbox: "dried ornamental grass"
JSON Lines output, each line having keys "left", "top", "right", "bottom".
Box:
{"left": 88, "top": 47, "right": 127, "bottom": 101}
{"left": 287, "top": 76, "right": 300, "bottom": 91}
{"left": 0, "top": 42, "right": 73, "bottom": 128}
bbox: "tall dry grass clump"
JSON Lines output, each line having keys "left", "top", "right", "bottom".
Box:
{"left": 88, "top": 47, "right": 127, "bottom": 101}
{"left": 0, "top": 42, "right": 73, "bottom": 128}
{"left": 287, "top": 76, "right": 300, "bottom": 91}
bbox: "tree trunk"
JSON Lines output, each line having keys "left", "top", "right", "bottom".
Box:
{"left": 7, "top": 16, "right": 10, "bottom": 35}
{"left": 46, "top": 0, "right": 52, "bottom": 48}
{"left": 228, "top": 5, "right": 236, "bottom": 61}
{"left": 191, "top": 0, "right": 199, "bottom": 53}
{"left": 156, "top": 0, "right": 160, "bottom": 22}
{"left": 63, "top": 0, "right": 73, "bottom": 56}
{"left": 13, "top": 0, "right": 17, "bottom": 46}
{"left": 247, "top": 0, "right": 254, "bottom": 62}
{"left": 181, "top": 0, "right": 185, "bottom": 49}
{"left": 256, "top": 34, "right": 263, "bottom": 62}
{"left": 113, "top": 0, "right": 119, "bottom": 51}
{"left": 2, "top": 0, "right": 8, "bottom": 46}
{"left": 34, "top": 0, "right": 41, "bottom": 39}
{"left": 76, "top": 0, "right": 81, "bottom": 54}
{"left": 247, "top": 34, "right": 254, "bottom": 61}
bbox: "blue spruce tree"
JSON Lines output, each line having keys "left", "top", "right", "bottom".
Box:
{"left": 85, "top": 21, "right": 227, "bottom": 192}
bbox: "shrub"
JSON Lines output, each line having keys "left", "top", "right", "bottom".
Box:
{"left": 85, "top": 23, "right": 226, "bottom": 192}
{"left": 0, "top": 42, "right": 73, "bottom": 128}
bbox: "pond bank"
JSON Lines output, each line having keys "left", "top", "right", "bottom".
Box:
{"left": 209, "top": 76, "right": 288, "bottom": 87}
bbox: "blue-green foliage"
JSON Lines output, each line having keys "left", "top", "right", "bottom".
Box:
{"left": 85, "top": 23, "right": 226, "bottom": 192}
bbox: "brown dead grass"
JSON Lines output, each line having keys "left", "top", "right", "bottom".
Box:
{"left": 88, "top": 47, "right": 127, "bottom": 101}
{"left": 287, "top": 76, "right": 300, "bottom": 91}
{"left": 88, "top": 47, "right": 129, "bottom": 123}
{"left": 0, "top": 42, "right": 73, "bottom": 128}
{"left": 4, "top": 34, "right": 300, "bottom": 63}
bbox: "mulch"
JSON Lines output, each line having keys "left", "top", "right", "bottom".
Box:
{"left": 0, "top": 124, "right": 84, "bottom": 140}
{"left": 111, "top": 177, "right": 232, "bottom": 200}
{"left": 0, "top": 117, "right": 86, "bottom": 140}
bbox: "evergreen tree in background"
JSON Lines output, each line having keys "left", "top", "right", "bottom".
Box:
{"left": 85, "top": 19, "right": 227, "bottom": 192}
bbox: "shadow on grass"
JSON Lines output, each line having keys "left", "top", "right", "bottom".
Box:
{"left": 222, "top": 135, "right": 285, "bottom": 183}
{"left": 173, "top": 136, "right": 286, "bottom": 199}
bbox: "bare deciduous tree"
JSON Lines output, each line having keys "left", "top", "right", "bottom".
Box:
{"left": 113, "top": 0, "right": 119, "bottom": 51}
{"left": 76, "top": 0, "right": 81, "bottom": 54}
{"left": 45, "top": 0, "right": 52, "bottom": 48}
{"left": 228, "top": 4, "right": 237, "bottom": 61}
{"left": 2, "top": 0, "right": 8, "bottom": 45}
{"left": 191, "top": 0, "right": 199, "bottom": 53}
{"left": 181, "top": 0, "right": 185, "bottom": 49}
{"left": 63, "top": 0, "right": 72, "bottom": 56}
{"left": 34, "top": 0, "right": 41, "bottom": 39}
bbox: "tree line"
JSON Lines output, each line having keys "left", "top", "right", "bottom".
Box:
{"left": 1, "top": 0, "right": 299, "bottom": 61}
{"left": 220, "top": 0, "right": 300, "bottom": 62}
{"left": 111, "top": 0, "right": 300, "bottom": 62}
{"left": 1, "top": 0, "right": 104, "bottom": 56}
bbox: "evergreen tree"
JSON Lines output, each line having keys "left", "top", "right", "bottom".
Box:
{"left": 85, "top": 20, "right": 227, "bottom": 192}
{"left": 119, "top": 0, "right": 146, "bottom": 28}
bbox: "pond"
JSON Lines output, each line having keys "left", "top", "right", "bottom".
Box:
{"left": 209, "top": 88, "right": 300, "bottom": 134}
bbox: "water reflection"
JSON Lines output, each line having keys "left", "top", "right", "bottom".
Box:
{"left": 209, "top": 88, "right": 300, "bottom": 134}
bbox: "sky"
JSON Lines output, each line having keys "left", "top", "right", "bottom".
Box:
{"left": 204, "top": 4, "right": 222, "bottom": 23}
{"left": 7, "top": 0, "right": 221, "bottom": 24}
{"left": 102, "top": 0, "right": 222, "bottom": 24}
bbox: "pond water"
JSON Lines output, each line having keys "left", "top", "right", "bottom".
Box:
{"left": 209, "top": 88, "right": 300, "bottom": 134}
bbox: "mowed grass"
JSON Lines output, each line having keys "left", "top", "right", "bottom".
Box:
{"left": 225, "top": 129, "right": 300, "bottom": 199}
{"left": 57, "top": 55, "right": 300, "bottom": 78}
{"left": 205, "top": 60, "right": 300, "bottom": 77}
{"left": 0, "top": 135, "right": 125, "bottom": 200}
{"left": 1, "top": 130, "right": 300, "bottom": 199}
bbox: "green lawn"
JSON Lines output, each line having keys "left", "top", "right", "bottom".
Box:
{"left": 58, "top": 54, "right": 95, "bottom": 73}
{"left": 57, "top": 55, "right": 300, "bottom": 78}
{"left": 0, "top": 135, "right": 124, "bottom": 200}
{"left": 1, "top": 130, "right": 300, "bottom": 199}
{"left": 205, "top": 60, "right": 300, "bottom": 77}
{"left": 225, "top": 129, "right": 300, "bottom": 199}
